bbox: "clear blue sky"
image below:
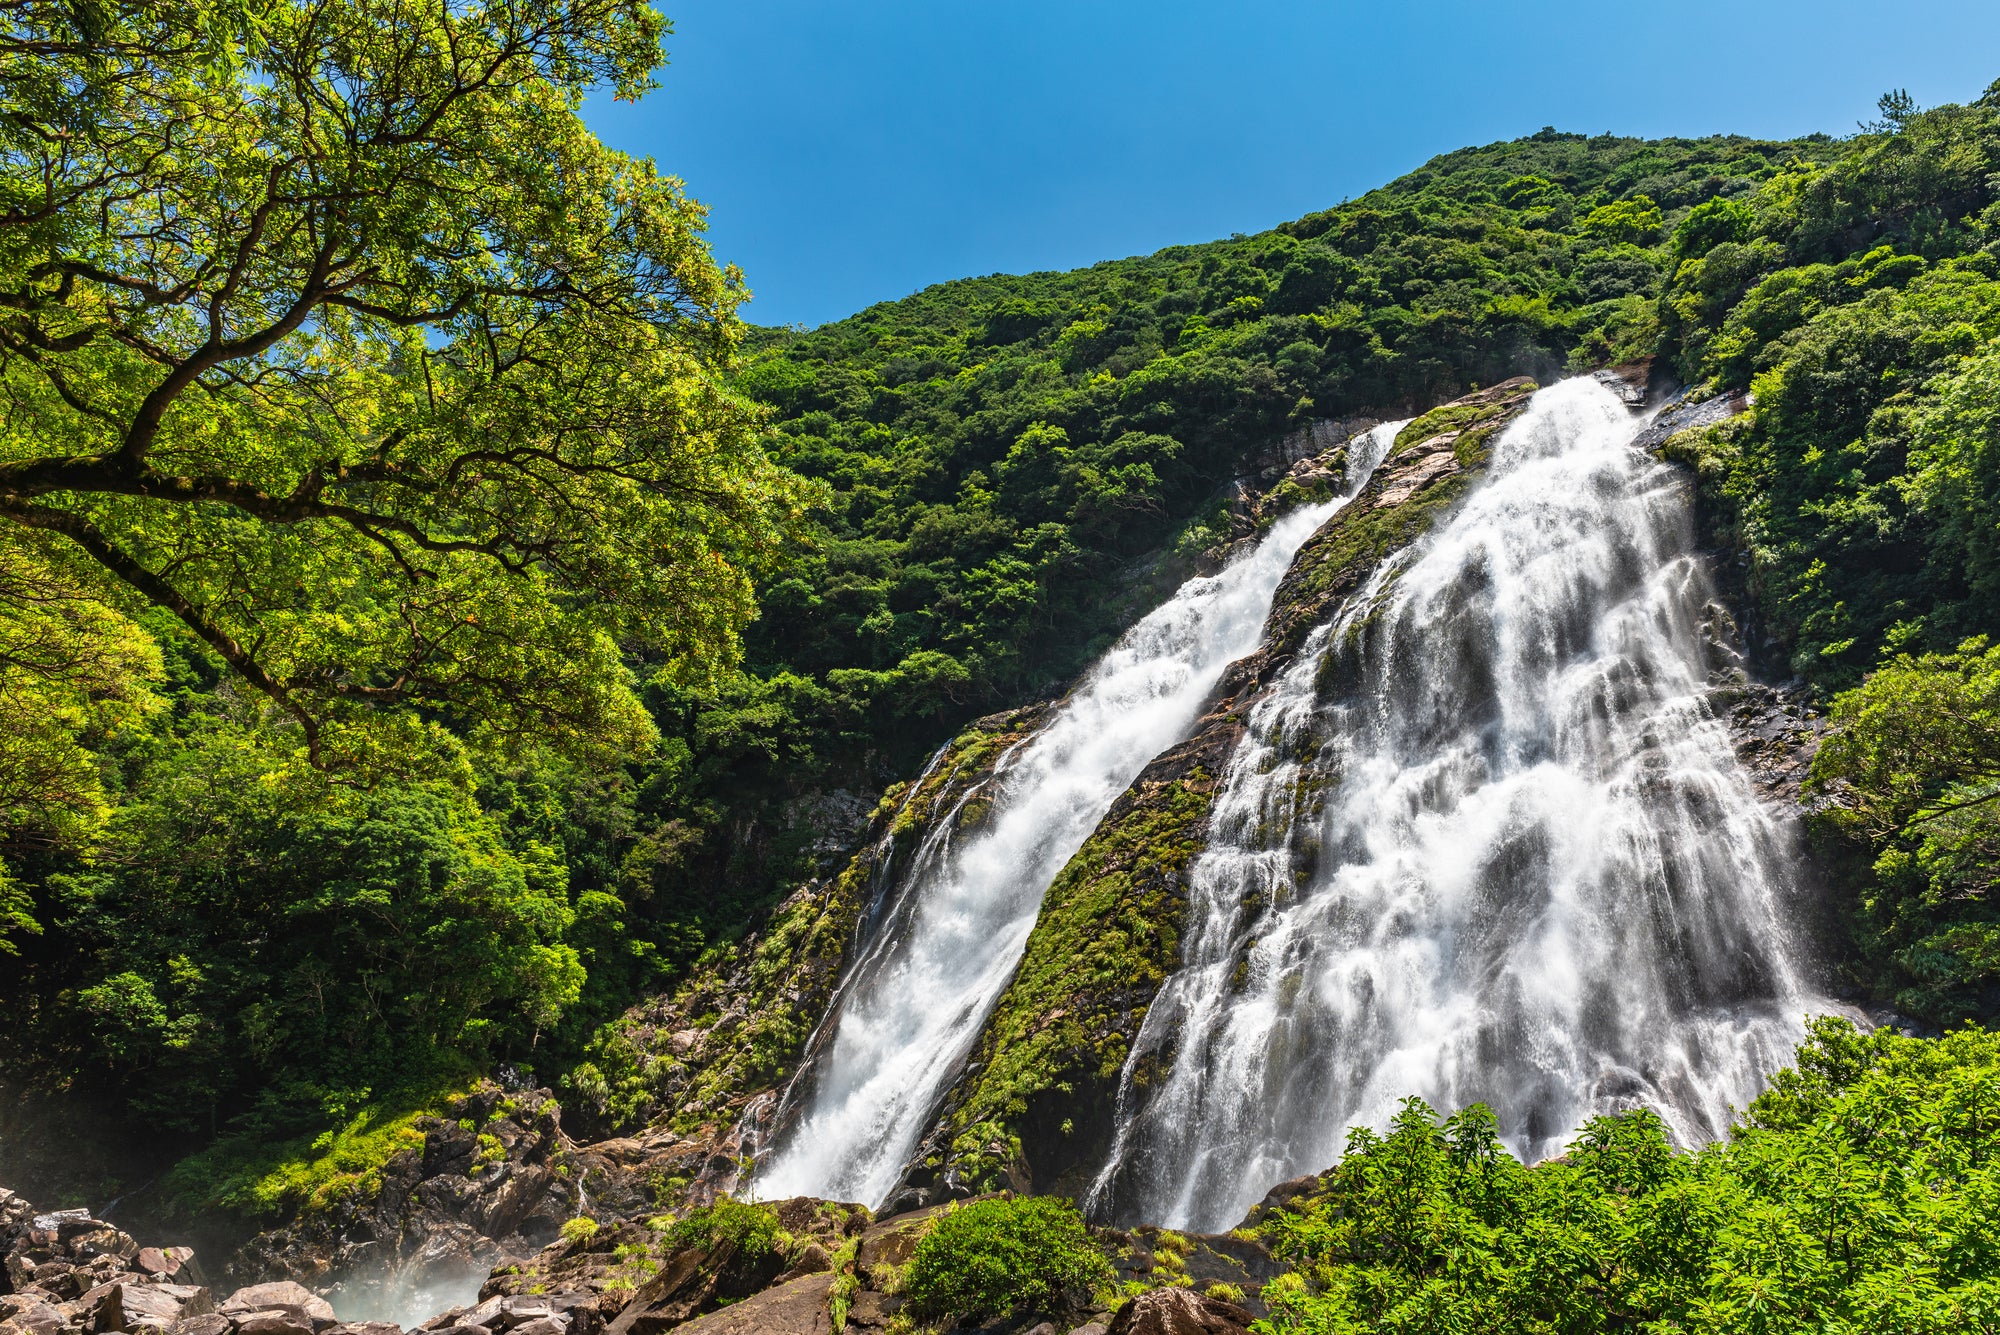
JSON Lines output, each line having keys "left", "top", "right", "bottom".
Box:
{"left": 583, "top": 1, "right": 2000, "bottom": 329}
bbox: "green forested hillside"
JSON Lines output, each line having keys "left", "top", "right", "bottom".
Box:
{"left": 6, "top": 0, "right": 2000, "bottom": 1254}
{"left": 604, "top": 127, "right": 1859, "bottom": 1032}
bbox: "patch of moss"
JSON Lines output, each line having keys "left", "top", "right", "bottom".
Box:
{"left": 1390, "top": 382, "right": 1536, "bottom": 462}
{"left": 1270, "top": 382, "right": 1538, "bottom": 657}
{"left": 939, "top": 771, "right": 1221, "bottom": 1194}
{"left": 166, "top": 1089, "right": 457, "bottom": 1219}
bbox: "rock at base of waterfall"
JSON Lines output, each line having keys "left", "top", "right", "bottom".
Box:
{"left": 660, "top": 1273, "right": 834, "bottom": 1335}
{"left": 102, "top": 1283, "right": 216, "bottom": 1331}
{"left": 1105, "top": 1288, "right": 1253, "bottom": 1335}
{"left": 227, "top": 1311, "right": 314, "bottom": 1335}
{"left": 219, "top": 1282, "right": 335, "bottom": 1323}
{"left": 167, "top": 1317, "right": 233, "bottom": 1335}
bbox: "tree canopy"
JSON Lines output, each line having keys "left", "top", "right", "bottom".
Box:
{"left": 0, "top": 0, "right": 809, "bottom": 796}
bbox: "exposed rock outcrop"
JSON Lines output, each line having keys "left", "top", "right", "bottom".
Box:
{"left": 227, "top": 1087, "right": 575, "bottom": 1317}
{"left": 1105, "top": 1287, "right": 1252, "bottom": 1335}
{"left": 3, "top": 1187, "right": 375, "bottom": 1335}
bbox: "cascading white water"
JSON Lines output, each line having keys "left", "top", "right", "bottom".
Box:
{"left": 1088, "top": 378, "right": 1834, "bottom": 1231}
{"left": 752, "top": 423, "right": 1407, "bottom": 1208}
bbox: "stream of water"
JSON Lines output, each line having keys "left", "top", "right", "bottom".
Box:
{"left": 1086, "top": 379, "right": 1832, "bottom": 1230}
{"left": 752, "top": 423, "right": 1406, "bottom": 1207}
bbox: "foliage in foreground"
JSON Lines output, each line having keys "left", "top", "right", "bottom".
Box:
{"left": 1257, "top": 1018, "right": 2000, "bottom": 1335}
{"left": 1810, "top": 638, "right": 2000, "bottom": 1023}
{"left": 902, "top": 1195, "right": 1111, "bottom": 1324}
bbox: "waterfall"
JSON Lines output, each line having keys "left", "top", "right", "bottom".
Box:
{"left": 751, "top": 422, "right": 1407, "bottom": 1208}
{"left": 1088, "top": 378, "right": 1832, "bottom": 1231}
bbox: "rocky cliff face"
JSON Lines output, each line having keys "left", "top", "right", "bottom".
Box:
{"left": 896, "top": 379, "right": 1543, "bottom": 1206}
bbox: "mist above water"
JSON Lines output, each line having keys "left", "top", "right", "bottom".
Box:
{"left": 752, "top": 424, "right": 1406, "bottom": 1208}
{"left": 1088, "top": 379, "right": 1833, "bottom": 1231}
{"left": 327, "top": 1263, "right": 487, "bottom": 1330}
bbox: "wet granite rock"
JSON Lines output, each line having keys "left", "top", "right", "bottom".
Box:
{"left": 1105, "top": 1287, "right": 1252, "bottom": 1335}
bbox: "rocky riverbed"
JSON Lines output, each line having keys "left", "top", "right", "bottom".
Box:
{"left": 0, "top": 1179, "right": 1268, "bottom": 1335}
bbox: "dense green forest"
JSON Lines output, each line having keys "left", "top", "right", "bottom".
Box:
{"left": 7, "top": 9, "right": 2000, "bottom": 1319}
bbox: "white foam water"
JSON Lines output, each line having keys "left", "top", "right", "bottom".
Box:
{"left": 750, "top": 422, "right": 1407, "bottom": 1208}
{"left": 1088, "top": 378, "right": 1834, "bottom": 1231}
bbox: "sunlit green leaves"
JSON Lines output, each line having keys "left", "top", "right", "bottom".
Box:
{"left": 0, "top": 0, "right": 813, "bottom": 786}
{"left": 1260, "top": 1022, "right": 2000, "bottom": 1335}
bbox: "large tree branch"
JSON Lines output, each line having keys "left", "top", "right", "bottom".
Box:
{"left": 0, "top": 451, "right": 553, "bottom": 579}
{"left": 0, "top": 500, "right": 321, "bottom": 756}
{"left": 116, "top": 225, "right": 345, "bottom": 466}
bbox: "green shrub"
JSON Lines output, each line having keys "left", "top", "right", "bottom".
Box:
{"left": 902, "top": 1196, "right": 1111, "bottom": 1323}
{"left": 560, "top": 1216, "right": 599, "bottom": 1246}
{"left": 659, "top": 1198, "right": 781, "bottom": 1259}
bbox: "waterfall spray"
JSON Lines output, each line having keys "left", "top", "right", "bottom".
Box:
{"left": 751, "top": 422, "right": 1406, "bottom": 1208}
{"left": 1087, "top": 378, "right": 1833, "bottom": 1231}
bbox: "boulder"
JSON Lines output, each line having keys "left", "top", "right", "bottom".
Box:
{"left": 1105, "top": 1288, "right": 1252, "bottom": 1335}
{"left": 28, "top": 1261, "right": 80, "bottom": 1297}
{"left": 220, "top": 1284, "right": 335, "bottom": 1323}
{"left": 166, "top": 1318, "right": 231, "bottom": 1335}
{"left": 75, "top": 1280, "right": 128, "bottom": 1327}
{"left": 492, "top": 1298, "right": 558, "bottom": 1329}
{"left": 453, "top": 1298, "right": 503, "bottom": 1330}
{"left": 325, "top": 1325, "right": 403, "bottom": 1335}
{"left": 778, "top": 1242, "right": 828, "bottom": 1279}
{"left": 98, "top": 1283, "right": 214, "bottom": 1332}
{"left": 0, "top": 1297, "right": 64, "bottom": 1335}
{"left": 33, "top": 1211, "right": 91, "bottom": 1233}
{"left": 232, "top": 1312, "right": 316, "bottom": 1335}
{"left": 65, "top": 1226, "right": 138, "bottom": 1263}
{"left": 664, "top": 1273, "right": 834, "bottom": 1335}
{"left": 135, "top": 1249, "right": 194, "bottom": 1280}
{"left": 503, "top": 1321, "right": 563, "bottom": 1335}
